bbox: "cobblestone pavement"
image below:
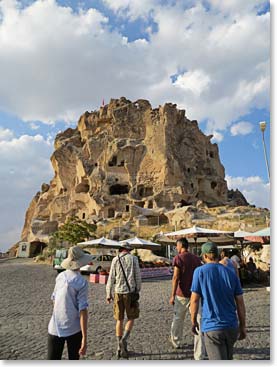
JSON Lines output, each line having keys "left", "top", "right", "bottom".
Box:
{"left": 0, "top": 258, "right": 270, "bottom": 360}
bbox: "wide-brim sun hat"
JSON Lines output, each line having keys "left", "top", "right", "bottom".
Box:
{"left": 119, "top": 241, "right": 133, "bottom": 250}
{"left": 61, "top": 246, "right": 94, "bottom": 270}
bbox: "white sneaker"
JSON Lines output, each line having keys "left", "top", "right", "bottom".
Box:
{"left": 169, "top": 336, "right": 181, "bottom": 349}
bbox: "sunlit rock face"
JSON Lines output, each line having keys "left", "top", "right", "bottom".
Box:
{"left": 21, "top": 97, "right": 247, "bottom": 242}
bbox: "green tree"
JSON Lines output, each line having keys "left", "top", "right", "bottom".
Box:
{"left": 53, "top": 216, "right": 97, "bottom": 245}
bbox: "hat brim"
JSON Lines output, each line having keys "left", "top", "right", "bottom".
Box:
{"left": 200, "top": 250, "right": 218, "bottom": 256}
{"left": 61, "top": 253, "right": 94, "bottom": 270}
{"left": 120, "top": 244, "right": 132, "bottom": 250}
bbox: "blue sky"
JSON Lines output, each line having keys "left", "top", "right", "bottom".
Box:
{"left": 0, "top": 0, "right": 270, "bottom": 252}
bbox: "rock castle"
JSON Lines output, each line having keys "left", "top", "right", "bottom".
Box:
{"left": 21, "top": 97, "right": 249, "bottom": 243}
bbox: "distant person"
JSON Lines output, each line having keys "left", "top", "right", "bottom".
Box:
{"left": 169, "top": 238, "right": 205, "bottom": 360}
{"left": 190, "top": 242, "right": 246, "bottom": 360}
{"left": 47, "top": 246, "right": 93, "bottom": 360}
{"left": 219, "top": 249, "right": 239, "bottom": 276}
{"left": 106, "top": 242, "right": 141, "bottom": 359}
{"left": 231, "top": 249, "right": 244, "bottom": 286}
{"left": 246, "top": 257, "right": 259, "bottom": 282}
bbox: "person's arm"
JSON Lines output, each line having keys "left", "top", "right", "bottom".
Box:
{"left": 170, "top": 266, "right": 180, "bottom": 305}
{"left": 106, "top": 258, "right": 116, "bottom": 303}
{"left": 134, "top": 256, "right": 142, "bottom": 292}
{"left": 235, "top": 294, "right": 247, "bottom": 340}
{"left": 231, "top": 259, "right": 239, "bottom": 277}
{"left": 190, "top": 292, "right": 200, "bottom": 335}
{"left": 79, "top": 309, "right": 88, "bottom": 356}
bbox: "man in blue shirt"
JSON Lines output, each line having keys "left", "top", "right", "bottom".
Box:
{"left": 190, "top": 242, "right": 246, "bottom": 360}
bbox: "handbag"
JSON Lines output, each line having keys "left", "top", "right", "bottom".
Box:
{"left": 118, "top": 255, "right": 139, "bottom": 306}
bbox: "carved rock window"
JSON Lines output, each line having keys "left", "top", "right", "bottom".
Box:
{"left": 109, "top": 184, "right": 129, "bottom": 195}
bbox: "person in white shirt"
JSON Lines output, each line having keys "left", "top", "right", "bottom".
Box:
{"left": 47, "top": 246, "right": 94, "bottom": 360}
{"left": 231, "top": 250, "right": 243, "bottom": 287}
{"left": 106, "top": 242, "right": 141, "bottom": 359}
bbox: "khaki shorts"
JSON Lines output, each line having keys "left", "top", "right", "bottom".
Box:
{"left": 113, "top": 293, "right": 140, "bottom": 321}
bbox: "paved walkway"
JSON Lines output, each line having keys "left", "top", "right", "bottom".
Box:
{"left": 0, "top": 258, "right": 270, "bottom": 360}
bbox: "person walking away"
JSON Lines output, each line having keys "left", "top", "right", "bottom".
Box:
{"left": 231, "top": 249, "right": 244, "bottom": 286}
{"left": 169, "top": 237, "right": 206, "bottom": 360}
{"left": 106, "top": 242, "right": 141, "bottom": 359}
{"left": 190, "top": 242, "right": 246, "bottom": 360}
{"left": 47, "top": 246, "right": 94, "bottom": 360}
{"left": 246, "top": 257, "right": 259, "bottom": 282}
{"left": 219, "top": 249, "right": 239, "bottom": 277}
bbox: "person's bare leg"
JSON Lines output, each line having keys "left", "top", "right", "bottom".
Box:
{"left": 116, "top": 320, "right": 124, "bottom": 358}
{"left": 116, "top": 320, "right": 124, "bottom": 337}
{"left": 125, "top": 319, "right": 134, "bottom": 333}
{"left": 120, "top": 319, "right": 134, "bottom": 358}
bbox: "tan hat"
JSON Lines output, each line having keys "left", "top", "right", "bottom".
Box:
{"left": 61, "top": 246, "right": 94, "bottom": 270}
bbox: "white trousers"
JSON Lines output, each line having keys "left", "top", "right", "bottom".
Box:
{"left": 170, "top": 295, "right": 206, "bottom": 360}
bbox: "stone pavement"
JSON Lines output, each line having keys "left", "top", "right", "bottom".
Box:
{"left": 0, "top": 258, "right": 270, "bottom": 360}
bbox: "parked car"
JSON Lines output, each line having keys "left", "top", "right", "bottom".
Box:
{"left": 53, "top": 249, "right": 68, "bottom": 272}
{"left": 53, "top": 248, "right": 93, "bottom": 273}
{"left": 80, "top": 254, "right": 115, "bottom": 275}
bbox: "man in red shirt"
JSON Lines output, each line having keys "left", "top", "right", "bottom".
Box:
{"left": 169, "top": 237, "right": 205, "bottom": 359}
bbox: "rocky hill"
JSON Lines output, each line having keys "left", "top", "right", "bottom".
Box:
{"left": 21, "top": 97, "right": 254, "bottom": 244}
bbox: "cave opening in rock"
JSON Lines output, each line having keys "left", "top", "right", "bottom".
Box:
{"left": 138, "top": 185, "right": 153, "bottom": 197}
{"left": 179, "top": 199, "right": 190, "bottom": 207}
{"left": 108, "top": 155, "right": 117, "bottom": 167}
{"left": 109, "top": 184, "right": 129, "bottom": 195}
{"left": 108, "top": 208, "right": 115, "bottom": 218}
{"left": 211, "top": 181, "right": 217, "bottom": 189}
{"left": 125, "top": 205, "right": 130, "bottom": 212}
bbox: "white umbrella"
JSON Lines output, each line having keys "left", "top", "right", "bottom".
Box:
{"left": 165, "top": 225, "right": 233, "bottom": 237}
{"left": 234, "top": 230, "right": 254, "bottom": 238}
{"left": 119, "top": 237, "right": 161, "bottom": 250}
{"left": 248, "top": 227, "right": 270, "bottom": 237}
{"left": 78, "top": 237, "right": 120, "bottom": 248}
{"left": 244, "top": 227, "right": 270, "bottom": 244}
{"left": 164, "top": 225, "right": 234, "bottom": 254}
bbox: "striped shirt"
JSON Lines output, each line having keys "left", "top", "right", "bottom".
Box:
{"left": 106, "top": 252, "right": 141, "bottom": 299}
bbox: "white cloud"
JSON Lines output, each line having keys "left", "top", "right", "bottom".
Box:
{"left": 173, "top": 69, "right": 211, "bottom": 97}
{"left": 30, "top": 122, "right": 39, "bottom": 130}
{"left": 0, "top": 132, "right": 53, "bottom": 251}
{"left": 208, "top": 0, "right": 269, "bottom": 16}
{"left": 226, "top": 175, "right": 270, "bottom": 209}
{"left": 0, "top": 0, "right": 270, "bottom": 131}
{"left": 211, "top": 131, "right": 224, "bottom": 143}
{"left": 0, "top": 126, "right": 14, "bottom": 140}
{"left": 230, "top": 121, "right": 254, "bottom": 136}
{"left": 102, "top": 0, "right": 157, "bottom": 20}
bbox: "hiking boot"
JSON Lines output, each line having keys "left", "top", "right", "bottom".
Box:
{"left": 119, "top": 338, "right": 128, "bottom": 358}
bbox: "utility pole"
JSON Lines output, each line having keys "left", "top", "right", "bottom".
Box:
{"left": 259, "top": 121, "right": 270, "bottom": 182}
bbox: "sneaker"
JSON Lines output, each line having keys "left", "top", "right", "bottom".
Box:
{"left": 116, "top": 348, "right": 121, "bottom": 359}
{"left": 168, "top": 336, "right": 181, "bottom": 349}
{"left": 119, "top": 338, "right": 128, "bottom": 358}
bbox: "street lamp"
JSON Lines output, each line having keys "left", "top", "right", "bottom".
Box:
{"left": 259, "top": 121, "right": 270, "bottom": 182}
